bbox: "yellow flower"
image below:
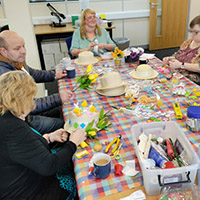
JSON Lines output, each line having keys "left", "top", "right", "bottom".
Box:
{"left": 87, "top": 64, "right": 93, "bottom": 69}
{"left": 89, "top": 74, "right": 95, "bottom": 80}
{"left": 81, "top": 100, "right": 88, "bottom": 107}
{"left": 91, "top": 79, "right": 96, "bottom": 83}
{"left": 88, "top": 131, "right": 96, "bottom": 136}
{"left": 90, "top": 105, "right": 97, "bottom": 112}
{"left": 94, "top": 73, "right": 98, "bottom": 78}
{"left": 118, "top": 50, "right": 124, "bottom": 55}
{"left": 112, "top": 52, "right": 117, "bottom": 58}
{"left": 86, "top": 65, "right": 93, "bottom": 73}
{"left": 115, "top": 47, "right": 119, "bottom": 51}
{"left": 80, "top": 141, "right": 88, "bottom": 148}
{"left": 74, "top": 108, "right": 80, "bottom": 114}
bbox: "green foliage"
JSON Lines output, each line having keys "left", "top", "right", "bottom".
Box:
{"left": 84, "top": 107, "right": 112, "bottom": 141}
{"left": 75, "top": 74, "right": 93, "bottom": 91}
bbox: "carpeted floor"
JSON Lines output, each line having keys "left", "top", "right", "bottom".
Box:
{"left": 45, "top": 47, "right": 179, "bottom": 95}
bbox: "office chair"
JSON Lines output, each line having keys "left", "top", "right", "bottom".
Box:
{"left": 65, "top": 36, "right": 76, "bottom": 59}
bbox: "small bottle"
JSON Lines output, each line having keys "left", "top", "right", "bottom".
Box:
{"left": 148, "top": 147, "right": 174, "bottom": 169}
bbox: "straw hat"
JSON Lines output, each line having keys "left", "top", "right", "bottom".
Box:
{"left": 130, "top": 64, "right": 158, "bottom": 79}
{"left": 74, "top": 51, "right": 98, "bottom": 65}
{"left": 96, "top": 72, "right": 127, "bottom": 96}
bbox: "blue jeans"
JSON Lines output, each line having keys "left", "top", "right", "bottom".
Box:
{"left": 28, "top": 115, "right": 64, "bottom": 135}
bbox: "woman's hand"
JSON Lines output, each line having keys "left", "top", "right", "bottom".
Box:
{"left": 169, "top": 59, "right": 182, "bottom": 70}
{"left": 69, "top": 129, "right": 87, "bottom": 146}
{"left": 98, "top": 43, "right": 105, "bottom": 50}
{"left": 88, "top": 42, "right": 96, "bottom": 51}
{"left": 163, "top": 56, "right": 175, "bottom": 65}
{"left": 49, "top": 129, "right": 69, "bottom": 143}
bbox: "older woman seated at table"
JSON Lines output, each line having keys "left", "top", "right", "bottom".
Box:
{"left": 163, "top": 15, "right": 200, "bottom": 84}
{"left": 0, "top": 71, "right": 86, "bottom": 200}
{"left": 70, "top": 8, "right": 116, "bottom": 57}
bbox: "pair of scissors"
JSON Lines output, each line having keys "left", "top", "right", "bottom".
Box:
{"left": 110, "top": 143, "right": 122, "bottom": 160}
{"left": 105, "top": 134, "right": 122, "bottom": 153}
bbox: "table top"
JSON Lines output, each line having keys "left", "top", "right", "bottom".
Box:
{"left": 56, "top": 57, "right": 200, "bottom": 200}
{"left": 34, "top": 23, "right": 115, "bottom": 35}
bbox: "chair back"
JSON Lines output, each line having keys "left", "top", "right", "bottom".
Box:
{"left": 65, "top": 36, "right": 76, "bottom": 59}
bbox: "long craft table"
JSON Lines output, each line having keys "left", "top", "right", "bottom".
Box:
{"left": 56, "top": 57, "right": 200, "bottom": 200}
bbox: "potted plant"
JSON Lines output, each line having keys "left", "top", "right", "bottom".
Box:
{"left": 124, "top": 47, "right": 144, "bottom": 63}
{"left": 111, "top": 47, "right": 124, "bottom": 66}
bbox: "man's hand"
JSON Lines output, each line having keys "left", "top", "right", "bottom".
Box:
{"left": 60, "top": 90, "right": 73, "bottom": 103}
{"left": 55, "top": 70, "right": 67, "bottom": 80}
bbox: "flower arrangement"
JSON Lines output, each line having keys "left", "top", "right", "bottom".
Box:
{"left": 111, "top": 47, "right": 124, "bottom": 59}
{"left": 74, "top": 64, "right": 98, "bottom": 91}
{"left": 124, "top": 47, "right": 144, "bottom": 62}
{"left": 85, "top": 107, "right": 112, "bottom": 140}
{"left": 80, "top": 106, "right": 112, "bottom": 148}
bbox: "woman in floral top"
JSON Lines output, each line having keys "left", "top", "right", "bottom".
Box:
{"left": 163, "top": 15, "right": 200, "bottom": 84}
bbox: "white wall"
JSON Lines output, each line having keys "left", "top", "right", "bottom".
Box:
{"left": 1, "top": 0, "right": 45, "bottom": 97}
{"left": 0, "top": 0, "right": 200, "bottom": 47}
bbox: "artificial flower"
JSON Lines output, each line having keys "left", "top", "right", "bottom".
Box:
{"left": 74, "top": 64, "right": 98, "bottom": 91}
{"left": 124, "top": 47, "right": 144, "bottom": 59}
{"left": 88, "top": 131, "right": 97, "bottom": 136}
{"left": 111, "top": 47, "right": 124, "bottom": 59}
{"left": 89, "top": 74, "right": 95, "bottom": 80}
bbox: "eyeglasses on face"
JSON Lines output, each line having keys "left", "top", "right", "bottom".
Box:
{"left": 85, "top": 15, "right": 96, "bottom": 21}
{"left": 188, "top": 29, "right": 200, "bottom": 35}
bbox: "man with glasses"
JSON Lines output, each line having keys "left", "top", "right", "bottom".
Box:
{"left": 163, "top": 15, "right": 200, "bottom": 84}
{"left": 70, "top": 8, "right": 116, "bottom": 57}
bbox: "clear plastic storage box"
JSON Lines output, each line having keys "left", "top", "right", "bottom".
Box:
{"left": 131, "top": 121, "right": 199, "bottom": 195}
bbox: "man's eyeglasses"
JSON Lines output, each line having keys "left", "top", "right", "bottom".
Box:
{"left": 188, "top": 29, "right": 200, "bottom": 35}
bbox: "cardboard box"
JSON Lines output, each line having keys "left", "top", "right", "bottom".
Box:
{"left": 59, "top": 39, "right": 68, "bottom": 53}
{"left": 131, "top": 121, "right": 199, "bottom": 195}
{"left": 43, "top": 54, "right": 55, "bottom": 71}
{"left": 42, "top": 41, "right": 60, "bottom": 54}
{"left": 54, "top": 52, "right": 65, "bottom": 65}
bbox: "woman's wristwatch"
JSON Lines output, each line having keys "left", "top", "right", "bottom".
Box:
{"left": 181, "top": 62, "right": 185, "bottom": 69}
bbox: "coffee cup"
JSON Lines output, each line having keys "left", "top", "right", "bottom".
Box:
{"left": 66, "top": 66, "right": 76, "bottom": 78}
{"left": 107, "top": 21, "right": 112, "bottom": 27}
{"left": 139, "top": 58, "right": 148, "bottom": 64}
{"left": 93, "top": 153, "right": 111, "bottom": 179}
{"left": 60, "top": 57, "right": 72, "bottom": 68}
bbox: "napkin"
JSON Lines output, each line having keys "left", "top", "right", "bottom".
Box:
{"left": 122, "top": 160, "right": 139, "bottom": 176}
{"left": 120, "top": 190, "right": 146, "bottom": 200}
{"left": 139, "top": 53, "right": 155, "bottom": 60}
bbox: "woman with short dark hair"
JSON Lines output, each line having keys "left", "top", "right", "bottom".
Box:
{"left": 163, "top": 15, "right": 200, "bottom": 84}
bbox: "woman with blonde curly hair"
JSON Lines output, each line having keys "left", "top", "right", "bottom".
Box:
{"left": 70, "top": 8, "right": 116, "bottom": 57}
{"left": 163, "top": 15, "right": 200, "bottom": 84}
{"left": 0, "top": 71, "right": 86, "bottom": 200}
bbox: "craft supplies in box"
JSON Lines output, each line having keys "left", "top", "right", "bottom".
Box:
{"left": 131, "top": 121, "right": 199, "bottom": 196}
